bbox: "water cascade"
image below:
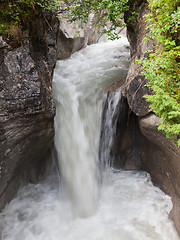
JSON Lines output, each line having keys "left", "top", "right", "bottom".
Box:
{"left": 0, "top": 32, "right": 179, "bottom": 240}
{"left": 99, "top": 90, "right": 123, "bottom": 169}
{"left": 52, "top": 33, "right": 129, "bottom": 217}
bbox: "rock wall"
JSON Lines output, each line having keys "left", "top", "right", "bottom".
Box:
{"left": 0, "top": 10, "right": 59, "bottom": 211}
{"left": 123, "top": 0, "right": 180, "bottom": 235}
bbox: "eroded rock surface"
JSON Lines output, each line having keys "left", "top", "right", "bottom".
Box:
{"left": 139, "top": 114, "right": 180, "bottom": 234}
{"left": 0, "top": 11, "right": 58, "bottom": 210}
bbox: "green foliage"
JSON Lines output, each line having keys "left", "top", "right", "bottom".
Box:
{"left": 64, "top": 0, "right": 129, "bottom": 40}
{"left": 0, "top": 0, "right": 129, "bottom": 39}
{"left": 0, "top": 0, "right": 59, "bottom": 36}
{"left": 141, "top": 0, "right": 180, "bottom": 145}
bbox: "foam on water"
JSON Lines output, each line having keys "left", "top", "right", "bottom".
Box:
{"left": 0, "top": 170, "right": 179, "bottom": 240}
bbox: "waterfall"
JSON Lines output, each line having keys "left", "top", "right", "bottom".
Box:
{"left": 52, "top": 32, "right": 130, "bottom": 217}
{"left": 0, "top": 32, "right": 179, "bottom": 240}
{"left": 99, "top": 90, "right": 122, "bottom": 169}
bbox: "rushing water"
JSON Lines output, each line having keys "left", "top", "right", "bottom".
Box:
{"left": 0, "top": 32, "right": 179, "bottom": 240}
{"left": 53, "top": 32, "right": 130, "bottom": 217}
{"left": 99, "top": 90, "right": 122, "bottom": 169}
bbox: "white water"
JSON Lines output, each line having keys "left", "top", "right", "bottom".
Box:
{"left": 0, "top": 32, "right": 179, "bottom": 240}
{"left": 99, "top": 90, "right": 122, "bottom": 169}
{"left": 53, "top": 32, "right": 130, "bottom": 217}
{"left": 0, "top": 170, "right": 179, "bottom": 240}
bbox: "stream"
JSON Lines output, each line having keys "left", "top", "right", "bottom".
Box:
{"left": 0, "top": 32, "right": 179, "bottom": 240}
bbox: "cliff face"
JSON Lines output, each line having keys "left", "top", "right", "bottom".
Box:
{"left": 123, "top": 0, "right": 180, "bottom": 234}
{"left": 0, "top": 11, "right": 59, "bottom": 211}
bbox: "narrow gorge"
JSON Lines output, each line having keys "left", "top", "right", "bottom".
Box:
{"left": 0, "top": 0, "right": 180, "bottom": 239}
{"left": 0, "top": 29, "right": 179, "bottom": 240}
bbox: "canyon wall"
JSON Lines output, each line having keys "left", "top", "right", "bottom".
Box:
{"left": 1, "top": 1, "right": 180, "bottom": 235}
{"left": 0, "top": 11, "right": 58, "bottom": 211}
{"left": 123, "top": 0, "right": 180, "bottom": 234}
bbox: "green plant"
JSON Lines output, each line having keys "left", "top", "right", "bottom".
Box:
{"left": 141, "top": 0, "right": 180, "bottom": 145}
{"left": 0, "top": 0, "right": 59, "bottom": 37}
{"left": 64, "top": 0, "right": 129, "bottom": 40}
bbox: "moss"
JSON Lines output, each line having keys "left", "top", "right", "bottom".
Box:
{"left": 0, "top": 0, "right": 58, "bottom": 44}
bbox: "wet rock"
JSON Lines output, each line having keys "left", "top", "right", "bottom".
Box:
{"left": 139, "top": 113, "right": 180, "bottom": 235}
{"left": 126, "top": 74, "right": 151, "bottom": 117}
{"left": 123, "top": 0, "right": 180, "bottom": 235}
{"left": 113, "top": 100, "right": 143, "bottom": 171}
{"left": 0, "top": 11, "right": 58, "bottom": 210}
{"left": 100, "top": 92, "right": 143, "bottom": 171}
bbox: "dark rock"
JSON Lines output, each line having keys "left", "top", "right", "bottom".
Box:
{"left": 124, "top": 0, "right": 144, "bottom": 57}
{"left": 123, "top": 1, "right": 156, "bottom": 116}
{"left": 0, "top": 115, "right": 53, "bottom": 210}
{"left": 126, "top": 74, "right": 151, "bottom": 117}
{"left": 113, "top": 99, "right": 143, "bottom": 171}
{"left": 100, "top": 91, "right": 143, "bottom": 171}
{"left": 0, "top": 10, "right": 58, "bottom": 210}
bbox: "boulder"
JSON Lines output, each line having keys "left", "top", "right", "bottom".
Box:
{"left": 57, "top": 13, "right": 102, "bottom": 59}
{"left": 139, "top": 114, "right": 180, "bottom": 234}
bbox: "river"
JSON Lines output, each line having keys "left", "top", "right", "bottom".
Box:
{"left": 0, "top": 32, "right": 179, "bottom": 240}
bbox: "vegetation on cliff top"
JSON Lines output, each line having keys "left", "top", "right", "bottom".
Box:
{"left": 66, "top": 0, "right": 129, "bottom": 39}
{"left": 0, "top": 0, "right": 59, "bottom": 37}
{"left": 0, "top": 0, "right": 129, "bottom": 40}
{"left": 141, "top": 0, "right": 180, "bottom": 145}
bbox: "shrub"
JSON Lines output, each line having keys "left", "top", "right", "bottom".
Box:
{"left": 141, "top": 0, "right": 180, "bottom": 145}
